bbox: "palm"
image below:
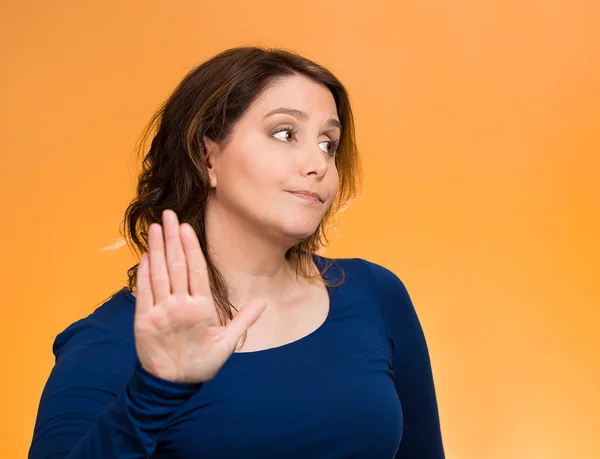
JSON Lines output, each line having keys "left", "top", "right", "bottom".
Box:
{"left": 133, "top": 210, "right": 266, "bottom": 384}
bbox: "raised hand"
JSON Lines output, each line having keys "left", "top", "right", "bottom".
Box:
{"left": 133, "top": 209, "right": 267, "bottom": 384}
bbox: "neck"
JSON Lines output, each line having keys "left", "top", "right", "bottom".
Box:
{"left": 204, "top": 198, "right": 307, "bottom": 308}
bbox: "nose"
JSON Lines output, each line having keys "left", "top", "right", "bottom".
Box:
{"left": 299, "top": 144, "right": 329, "bottom": 180}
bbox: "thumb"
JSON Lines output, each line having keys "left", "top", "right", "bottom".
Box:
{"left": 223, "top": 299, "right": 268, "bottom": 351}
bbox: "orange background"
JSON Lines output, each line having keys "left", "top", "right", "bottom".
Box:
{"left": 2, "top": 1, "right": 599, "bottom": 457}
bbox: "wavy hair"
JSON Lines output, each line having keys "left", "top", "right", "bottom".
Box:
{"left": 104, "top": 46, "right": 363, "bottom": 340}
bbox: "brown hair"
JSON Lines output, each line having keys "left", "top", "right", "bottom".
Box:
{"left": 112, "top": 46, "right": 362, "bottom": 338}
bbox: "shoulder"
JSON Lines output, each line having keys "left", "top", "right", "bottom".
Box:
{"left": 316, "top": 255, "right": 418, "bottom": 333}
{"left": 315, "top": 253, "right": 409, "bottom": 298}
{"left": 357, "top": 258, "right": 405, "bottom": 287}
{"left": 52, "top": 287, "right": 136, "bottom": 359}
{"left": 358, "top": 259, "right": 412, "bottom": 305}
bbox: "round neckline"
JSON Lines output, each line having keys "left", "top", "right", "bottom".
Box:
{"left": 231, "top": 253, "right": 335, "bottom": 357}
{"left": 121, "top": 253, "right": 339, "bottom": 357}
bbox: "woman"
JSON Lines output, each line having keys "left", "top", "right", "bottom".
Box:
{"left": 29, "top": 46, "right": 445, "bottom": 458}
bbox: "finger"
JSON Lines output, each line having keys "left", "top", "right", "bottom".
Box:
{"left": 148, "top": 222, "right": 170, "bottom": 304}
{"left": 135, "top": 254, "right": 154, "bottom": 315}
{"left": 181, "top": 223, "right": 211, "bottom": 298}
{"left": 223, "top": 300, "right": 268, "bottom": 351}
{"left": 162, "top": 210, "right": 188, "bottom": 296}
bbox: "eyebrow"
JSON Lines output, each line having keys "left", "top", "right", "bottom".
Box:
{"left": 263, "top": 107, "right": 342, "bottom": 131}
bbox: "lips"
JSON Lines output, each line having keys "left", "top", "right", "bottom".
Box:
{"left": 288, "top": 191, "right": 323, "bottom": 203}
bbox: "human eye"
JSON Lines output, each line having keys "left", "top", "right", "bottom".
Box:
{"left": 271, "top": 126, "right": 298, "bottom": 143}
{"left": 318, "top": 139, "right": 340, "bottom": 157}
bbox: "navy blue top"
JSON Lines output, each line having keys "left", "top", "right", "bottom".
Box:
{"left": 29, "top": 255, "right": 445, "bottom": 458}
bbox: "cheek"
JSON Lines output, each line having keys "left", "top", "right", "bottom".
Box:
{"left": 237, "top": 158, "right": 290, "bottom": 201}
{"left": 239, "top": 136, "right": 290, "bottom": 184}
{"left": 248, "top": 155, "right": 289, "bottom": 182}
{"left": 221, "top": 138, "right": 291, "bottom": 204}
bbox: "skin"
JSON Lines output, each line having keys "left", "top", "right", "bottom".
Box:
{"left": 203, "top": 73, "right": 341, "bottom": 309}
{"left": 133, "top": 74, "right": 342, "bottom": 382}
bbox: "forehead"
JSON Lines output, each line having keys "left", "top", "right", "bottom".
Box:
{"left": 249, "top": 74, "right": 338, "bottom": 117}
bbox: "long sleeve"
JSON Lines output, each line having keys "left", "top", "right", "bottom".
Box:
{"left": 362, "top": 260, "right": 446, "bottom": 459}
{"left": 29, "top": 319, "right": 203, "bottom": 459}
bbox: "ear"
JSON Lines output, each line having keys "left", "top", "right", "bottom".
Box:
{"left": 203, "top": 136, "right": 218, "bottom": 188}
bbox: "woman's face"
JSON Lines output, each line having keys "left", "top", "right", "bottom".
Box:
{"left": 205, "top": 74, "right": 341, "bottom": 248}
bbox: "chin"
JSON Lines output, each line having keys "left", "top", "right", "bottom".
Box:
{"left": 287, "top": 228, "right": 318, "bottom": 243}
{"left": 277, "top": 221, "right": 320, "bottom": 244}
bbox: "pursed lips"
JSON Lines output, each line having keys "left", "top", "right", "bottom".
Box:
{"left": 287, "top": 190, "right": 323, "bottom": 203}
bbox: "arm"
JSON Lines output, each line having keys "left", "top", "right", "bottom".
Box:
{"left": 29, "top": 320, "right": 202, "bottom": 459}
{"left": 362, "top": 260, "right": 446, "bottom": 459}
